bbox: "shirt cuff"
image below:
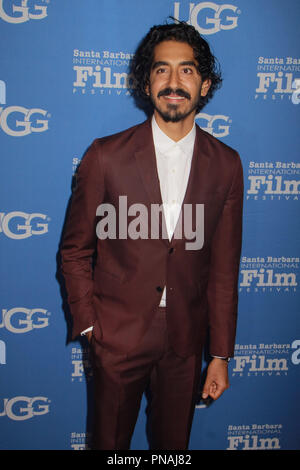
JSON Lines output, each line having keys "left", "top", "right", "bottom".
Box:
{"left": 81, "top": 326, "right": 93, "bottom": 336}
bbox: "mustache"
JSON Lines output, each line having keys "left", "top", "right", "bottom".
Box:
{"left": 157, "top": 88, "right": 191, "bottom": 100}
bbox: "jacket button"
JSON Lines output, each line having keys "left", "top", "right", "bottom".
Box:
{"left": 169, "top": 247, "right": 174, "bottom": 254}
{"left": 156, "top": 286, "right": 163, "bottom": 292}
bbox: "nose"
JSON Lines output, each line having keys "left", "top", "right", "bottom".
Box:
{"left": 167, "top": 68, "right": 180, "bottom": 90}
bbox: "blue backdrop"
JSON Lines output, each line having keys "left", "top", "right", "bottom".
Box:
{"left": 0, "top": 0, "right": 299, "bottom": 450}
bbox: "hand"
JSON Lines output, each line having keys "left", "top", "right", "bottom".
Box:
{"left": 202, "top": 357, "right": 230, "bottom": 401}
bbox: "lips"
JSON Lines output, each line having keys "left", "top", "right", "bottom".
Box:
{"left": 164, "top": 94, "right": 185, "bottom": 101}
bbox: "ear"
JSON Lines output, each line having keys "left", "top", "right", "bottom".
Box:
{"left": 201, "top": 78, "right": 211, "bottom": 97}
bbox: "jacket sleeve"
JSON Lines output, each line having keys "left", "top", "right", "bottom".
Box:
{"left": 206, "top": 152, "right": 244, "bottom": 358}
{"left": 60, "top": 140, "right": 104, "bottom": 339}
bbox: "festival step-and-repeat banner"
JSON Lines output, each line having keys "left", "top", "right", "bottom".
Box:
{"left": 1, "top": 0, "right": 299, "bottom": 450}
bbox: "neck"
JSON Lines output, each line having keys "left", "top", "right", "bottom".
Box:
{"left": 153, "top": 111, "right": 195, "bottom": 142}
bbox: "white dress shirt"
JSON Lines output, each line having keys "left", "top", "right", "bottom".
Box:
{"left": 151, "top": 115, "right": 195, "bottom": 306}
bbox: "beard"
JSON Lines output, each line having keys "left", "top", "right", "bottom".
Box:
{"left": 149, "top": 87, "right": 200, "bottom": 123}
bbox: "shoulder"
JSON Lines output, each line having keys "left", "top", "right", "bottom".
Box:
{"left": 196, "top": 124, "right": 239, "bottom": 161}
{"left": 92, "top": 119, "right": 150, "bottom": 152}
{"left": 195, "top": 124, "right": 243, "bottom": 190}
{"left": 196, "top": 124, "right": 243, "bottom": 181}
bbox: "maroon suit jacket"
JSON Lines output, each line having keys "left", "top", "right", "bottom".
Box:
{"left": 61, "top": 118, "right": 243, "bottom": 358}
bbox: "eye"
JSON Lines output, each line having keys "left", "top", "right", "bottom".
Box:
{"left": 156, "top": 67, "right": 167, "bottom": 74}
{"left": 182, "top": 67, "right": 193, "bottom": 74}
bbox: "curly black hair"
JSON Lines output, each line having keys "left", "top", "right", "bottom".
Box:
{"left": 130, "top": 21, "right": 222, "bottom": 112}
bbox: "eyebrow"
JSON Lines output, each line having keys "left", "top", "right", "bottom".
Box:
{"left": 151, "top": 60, "right": 198, "bottom": 70}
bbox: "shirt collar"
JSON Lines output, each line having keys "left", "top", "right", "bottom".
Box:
{"left": 151, "top": 115, "right": 196, "bottom": 157}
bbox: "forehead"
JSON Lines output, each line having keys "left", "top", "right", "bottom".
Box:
{"left": 152, "top": 40, "right": 196, "bottom": 64}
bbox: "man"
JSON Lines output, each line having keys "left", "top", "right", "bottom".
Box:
{"left": 61, "top": 22, "right": 243, "bottom": 450}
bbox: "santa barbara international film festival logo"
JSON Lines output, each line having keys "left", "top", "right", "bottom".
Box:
{"left": 173, "top": 2, "right": 241, "bottom": 35}
{"left": 231, "top": 339, "right": 300, "bottom": 378}
{"left": 71, "top": 346, "right": 93, "bottom": 383}
{"left": 0, "top": 211, "right": 50, "bottom": 239}
{"left": 70, "top": 432, "right": 91, "bottom": 450}
{"left": 226, "top": 423, "right": 283, "bottom": 450}
{"left": 239, "top": 255, "right": 298, "bottom": 294}
{"left": 0, "top": 80, "right": 50, "bottom": 137}
{"left": 0, "top": 396, "right": 50, "bottom": 421}
{"left": 255, "top": 56, "right": 300, "bottom": 102}
{"left": 246, "top": 160, "right": 300, "bottom": 201}
{"left": 72, "top": 48, "right": 135, "bottom": 97}
{"left": 0, "top": 0, "right": 48, "bottom": 24}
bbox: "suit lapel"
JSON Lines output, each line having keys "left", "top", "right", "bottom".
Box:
{"left": 180, "top": 124, "right": 211, "bottom": 206}
{"left": 134, "top": 120, "right": 169, "bottom": 246}
{"left": 171, "top": 125, "right": 211, "bottom": 246}
{"left": 134, "top": 120, "right": 162, "bottom": 206}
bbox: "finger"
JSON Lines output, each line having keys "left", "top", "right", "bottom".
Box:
{"left": 210, "top": 383, "right": 227, "bottom": 400}
{"left": 202, "top": 380, "right": 217, "bottom": 399}
{"left": 201, "top": 380, "right": 210, "bottom": 399}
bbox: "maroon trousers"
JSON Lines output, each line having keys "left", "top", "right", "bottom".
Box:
{"left": 89, "top": 307, "right": 202, "bottom": 450}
